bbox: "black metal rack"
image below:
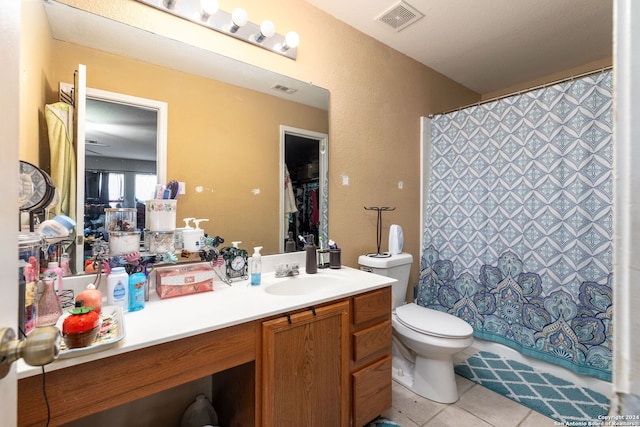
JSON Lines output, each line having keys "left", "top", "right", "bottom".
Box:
{"left": 364, "top": 206, "right": 395, "bottom": 258}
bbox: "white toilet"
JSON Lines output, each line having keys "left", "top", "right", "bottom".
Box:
{"left": 359, "top": 253, "right": 474, "bottom": 403}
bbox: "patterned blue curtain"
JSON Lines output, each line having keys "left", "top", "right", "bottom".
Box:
{"left": 418, "top": 71, "right": 613, "bottom": 381}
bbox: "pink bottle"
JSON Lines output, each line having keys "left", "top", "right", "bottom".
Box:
{"left": 43, "top": 261, "right": 64, "bottom": 292}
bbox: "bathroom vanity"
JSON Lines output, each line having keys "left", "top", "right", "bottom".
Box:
{"left": 16, "top": 258, "right": 394, "bottom": 426}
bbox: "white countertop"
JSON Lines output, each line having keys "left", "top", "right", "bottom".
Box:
{"left": 17, "top": 253, "right": 395, "bottom": 379}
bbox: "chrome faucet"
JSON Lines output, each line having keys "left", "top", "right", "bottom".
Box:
{"left": 275, "top": 263, "right": 300, "bottom": 278}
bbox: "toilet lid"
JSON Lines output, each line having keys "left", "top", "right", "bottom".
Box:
{"left": 395, "top": 303, "right": 473, "bottom": 338}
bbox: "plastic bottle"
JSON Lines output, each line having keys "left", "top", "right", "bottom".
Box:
{"left": 43, "top": 261, "right": 64, "bottom": 292}
{"left": 107, "top": 267, "right": 129, "bottom": 311}
{"left": 36, "top": 278, "right": 63, "bottom": 327}
{"left": 60, "top": 253, "right": 73, "bottom": 276}
{"left": 180, "top": 393, "right": 219, "bottom": 427}
{"left": 250, "top": 246, "right": 263, "bottom": 286}
{"left": 304, "top": 235, "right": 318, "bottom": 274}
{"left": 128, "top": 272, "right": 146, "bottom": 312}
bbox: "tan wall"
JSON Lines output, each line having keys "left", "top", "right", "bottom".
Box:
{"left": 481, "top": 57, "right": 613, "bottom": 100}
{"left": 39, "top": 0, "right": 481, "bottom": 287}
{"left": 20, "top": 0, "right": 53, "bottom": 166}
{"left": 49, "top": 42, "right": 328, "bottom": 255}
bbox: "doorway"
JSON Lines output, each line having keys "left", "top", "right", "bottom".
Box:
{"left": 279, "top": 126, "right": 328, "bottom": 252}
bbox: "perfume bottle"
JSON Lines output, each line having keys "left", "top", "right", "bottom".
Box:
{"left": 36, "top": 278, "right": 63, "bottom": 327}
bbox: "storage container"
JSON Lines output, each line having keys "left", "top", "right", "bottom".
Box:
{"left": 18, "top": 233, "right": 43, "bottom": 337}
{"left": 146, "top": 230, "right": 176, "bottom": 254}
{"left": 105, "top": 208, "right": 137, "bottom": 232}
{"left": 108, "top": 231, "right": 141, "bottom": 256}
{"left": 146, "top": 199, "right": 177, "bottom": 231}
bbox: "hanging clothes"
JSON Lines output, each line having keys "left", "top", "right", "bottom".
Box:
{"left": 284, "top": 164, "right": 298, "bottom": 234}
{"left": 292, "top": 181, "right": 319, "bottom": 242}
{"left": 45, "top": 102, "right": 76, "bottom": 218}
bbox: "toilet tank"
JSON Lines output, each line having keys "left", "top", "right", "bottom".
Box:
{"left": 358, "top": 253, "right": 413, "bottom": 309}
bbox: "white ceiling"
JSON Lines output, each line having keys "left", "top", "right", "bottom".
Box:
{"left": 306, "top": 0, "right": 613, "bottom": 94}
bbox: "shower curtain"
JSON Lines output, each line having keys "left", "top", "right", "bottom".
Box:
{"left": 419, "top": 71, "right": 613, "bottom": 381}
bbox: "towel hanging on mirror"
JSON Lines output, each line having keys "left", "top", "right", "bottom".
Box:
{"left": 45, "top": 101, "right": 76, "bottom": 218}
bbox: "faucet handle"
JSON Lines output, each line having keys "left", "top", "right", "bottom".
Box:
{"left": 290, "top": 263, "right": 300, "bottom": 274}
{"left": 275, "top": 262, "right": 300, "bottom": 277}
{"left": 275, "top": 263, "right": 287, "bottom": 276}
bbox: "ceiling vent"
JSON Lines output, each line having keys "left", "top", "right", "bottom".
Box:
{"left": 376, "top": 1, "right": 424, "bottom": 32}
{"left": 271, "top": 84, "right": 297, "bottom": 95}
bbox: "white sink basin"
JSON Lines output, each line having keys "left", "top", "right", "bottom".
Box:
{"left": 262, "top": 273, "right": 349, "bottom": 296}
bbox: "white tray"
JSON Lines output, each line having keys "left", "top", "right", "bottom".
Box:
{"left": 57, "top": 305, "right": 125, "bottom": 359}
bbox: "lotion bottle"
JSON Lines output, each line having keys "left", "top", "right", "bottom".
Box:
{"left": 175, "top": 217, "right": 195, "bottom": 250}
{"left": 250, "top": 246, "right": 263, "bottom": 285}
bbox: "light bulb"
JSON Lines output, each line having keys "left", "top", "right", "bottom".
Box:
{"left": 200, "top": 0, "right": 218, "bottom": 20}
{"left": 255, "top": 20, "right": 275, "bottom": 43}
{"left": 230, "top": 8, "right": 248, "bottom": 33}
{"left": 281, "top": 31, "right": 300, "bottom": 51}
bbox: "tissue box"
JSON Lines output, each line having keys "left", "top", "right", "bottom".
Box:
{"left": 156, "top": 264, "right": 214, "bottom": 299}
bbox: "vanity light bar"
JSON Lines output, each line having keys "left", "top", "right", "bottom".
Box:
{"left": 135, "top": 0, "right": 299, "bottom": 60}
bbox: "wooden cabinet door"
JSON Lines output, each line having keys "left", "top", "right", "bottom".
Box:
{"left": 262, "top": 301, "right": 349, "bottom": 427}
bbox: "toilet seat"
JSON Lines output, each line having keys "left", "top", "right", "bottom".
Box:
{"left": 395, "top": 303, "right": 473, "bottom": 339}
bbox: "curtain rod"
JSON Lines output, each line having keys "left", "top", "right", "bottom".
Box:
{"left": 429, "top": 66, "right": 613, "bottom": 118}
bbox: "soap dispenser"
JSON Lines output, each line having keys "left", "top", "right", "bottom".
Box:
{"left": 304, "top": 234, "right": 318, "bottom": 274}
{"left": 175, "top": 217, "right": 195, "bottom": 250}
{"left": 183, "top": 219, "right": 208, "bottom": 252}
{"left": 285, "top": 232, "right": 296, "bottom": 253}
{"left": 250, "top": 246, "right": 263, "bottom": 285}
{"left": 193, "top": 218, "right": 208, "bottom": 230}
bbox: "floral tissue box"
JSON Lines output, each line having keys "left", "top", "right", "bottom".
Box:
{"left": 155, "top": 264, "right": 215, "bottom": 299}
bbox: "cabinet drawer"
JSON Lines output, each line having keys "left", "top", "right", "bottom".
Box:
{"left": 353, "top": 287, "right": 391, "bottom": 327}
{"left": 353, "top": 320, "right": 391, "bottom": 362}
{"left": 352, "top": 356, "right": 392, "bottom": 427}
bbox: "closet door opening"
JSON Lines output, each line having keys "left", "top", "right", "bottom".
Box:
{"left": 279, "top": 126, "right": 328, "bottom": 253}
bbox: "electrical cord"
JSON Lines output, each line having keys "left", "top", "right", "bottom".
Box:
{"left": 41, "top": 365, "right": 51, "bottom": 427}
{"left": 20, "top": 327, "right": 52, "bottom": 426}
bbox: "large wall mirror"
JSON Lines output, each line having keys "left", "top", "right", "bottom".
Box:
{"left": 42, "top": 1, "right": 329, "bottom": 274}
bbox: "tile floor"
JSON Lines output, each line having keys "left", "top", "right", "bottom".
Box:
{"left": 381, "top": 375, "right": 558, "bottom": 427}
{"left": 380, "top": 347, "right": 559, "bottom": 427}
